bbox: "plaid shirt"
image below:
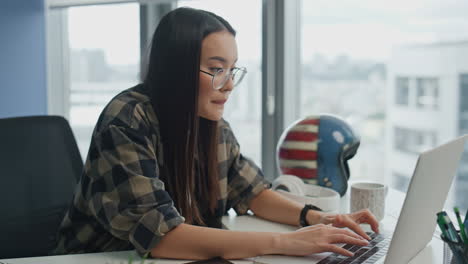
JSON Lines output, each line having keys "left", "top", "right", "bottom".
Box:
{"left": 54, "top": 84, "right": 271, "bottom": 256}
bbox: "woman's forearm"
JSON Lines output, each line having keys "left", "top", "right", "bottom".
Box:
{"left": 151, "top": 206, "right": 374, "bottom": 260}
{"left": 249, "top": 189, "right": 322, "bottom": 227}
{"left": 151, "top": 223, "right": 279, "bottom": 260}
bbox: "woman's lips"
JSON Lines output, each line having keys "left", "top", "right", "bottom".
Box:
{"left": 212, "top": 99, "right": 227, "bottom": 105}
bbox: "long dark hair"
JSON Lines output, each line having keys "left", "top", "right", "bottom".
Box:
{"left": 142, "top": 7, "right": 236, "bottom": 225}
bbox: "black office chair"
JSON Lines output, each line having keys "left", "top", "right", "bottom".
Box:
{"left": 0, "top": 115, "right": 83, "bottom": 259}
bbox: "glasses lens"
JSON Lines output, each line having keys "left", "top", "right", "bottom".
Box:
{"left": 213, "top": 70, "right": 228, "bottom": 90}
{"left": 212, "top": 68, "right": 247, "bottom": 89}
{"left": 233, "top": 69, "right": 246, "bottom": 87}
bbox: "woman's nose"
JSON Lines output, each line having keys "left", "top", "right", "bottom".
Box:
{"left": 220, "top": 76, "right": 234, "bottom": 92}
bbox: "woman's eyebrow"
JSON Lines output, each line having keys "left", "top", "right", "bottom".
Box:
{"left": 208, "top": 56, "right": 238, "bottom": 64}
{"left": 208, "top": 56, "right": 227, "bottom": 63}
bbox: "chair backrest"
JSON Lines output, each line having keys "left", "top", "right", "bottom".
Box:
{"left": 0, "top": 115, "right": 83, "bottom": 259}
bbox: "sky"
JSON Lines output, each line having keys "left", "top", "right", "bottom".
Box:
{"left": 66, "top": 0, "right": 468, "bottom": 65}
{"left": 68, "top": 3, "right": 140, "bottom": 66}
{"left": 301, "top": 0, "right": 468, "bottom": 62}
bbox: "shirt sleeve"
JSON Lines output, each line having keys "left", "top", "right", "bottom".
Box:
{"left": 224, "top": 123, "right": 272, "bottom": 215}
{"left": 86, "top": 124, "right": 185, "bottom": 256}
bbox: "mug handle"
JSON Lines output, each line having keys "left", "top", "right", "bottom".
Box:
{"left": 384, "top": 185, "right": 388, "bottom": 197}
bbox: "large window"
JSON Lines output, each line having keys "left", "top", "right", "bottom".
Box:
{"left": 177, "top": 0, "right": 263, "bottom": 165}
{"left": 416, "top": 77, "right": 439, "bottom": 109}
{"left": 300, "top": 0, "right": 468, "bottom": 211}
{"left": 67, "top": 3, "right": 140, "bottom": 157}
{"left": 395, "top": 77, "right": 409, "bottom": 106}
{"left": 49, "top": 0, "right": 262, "bottom": 165}
{"left": 46, "top": 0, "right": 468, "bottom": 211}
{"left": 395, "top": 76, "right": 439, "bottom": 109}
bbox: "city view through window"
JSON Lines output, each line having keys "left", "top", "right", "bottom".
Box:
{"left": 67, "top": 3, "right": 140, "bottom": 158}
{"left": 300, "top": 0, "right": 468, "bottom": 211}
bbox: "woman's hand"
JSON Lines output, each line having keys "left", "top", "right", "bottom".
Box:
{"left": 272, "top": 224, "right": 369, "bottom": 257}
{"left": 309, "top": 209, "right": 380, "bottom": 240}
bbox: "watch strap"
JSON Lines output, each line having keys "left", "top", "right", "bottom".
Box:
{"left": 300, "top": 204, "right": 323, "bottom": 227}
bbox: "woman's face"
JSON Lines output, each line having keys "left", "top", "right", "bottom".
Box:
{"left": 198, "top": 31, "right": 238, "bottom": 121}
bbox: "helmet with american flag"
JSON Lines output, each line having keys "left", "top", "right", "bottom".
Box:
{"left": 276, "top": 114, "right": 360, "bottom": 196}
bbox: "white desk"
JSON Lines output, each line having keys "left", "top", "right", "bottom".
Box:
{"left": 0, "top": 188, "right": 445, "bottom": 264}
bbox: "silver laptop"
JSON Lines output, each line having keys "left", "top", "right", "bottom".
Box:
{"left": 255, "top": 134, "right": 467, "bottom": 264}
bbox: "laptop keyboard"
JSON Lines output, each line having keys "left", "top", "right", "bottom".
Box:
{"left": 316, "top": 232, "right": 391, "bottom": 264}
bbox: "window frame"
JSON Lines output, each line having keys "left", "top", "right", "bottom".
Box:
{"left": 261, "top": 0, "right": 301, "bottom": 181}
{"left": 46, "top": 6, "right": 71, "bottom": 118}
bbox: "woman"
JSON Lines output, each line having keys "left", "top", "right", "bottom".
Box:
{"left": 55, "top": 7, "right": 379, "bottom": 260}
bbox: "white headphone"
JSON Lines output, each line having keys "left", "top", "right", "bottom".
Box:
{"left": 272, "top": 174, "right": 341, "bottom": 213}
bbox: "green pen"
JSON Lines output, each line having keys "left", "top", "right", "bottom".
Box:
{"left": 438, "top": 213, "right": 454, "bottom": 242}
{"left": 437, "top": 211, "right": 460, "bottom": 243}
{"left": 444, "top": 213, "right": 463, "bottom": 243}
{"left": 455, "top": 207, "right": 468, "bottom": 244}
{"left": 437, "top": 217, "right": 451, "bottom": 241}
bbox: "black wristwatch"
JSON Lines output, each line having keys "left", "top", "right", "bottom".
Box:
{"left": 300, "top": 204, "right": 323, "bottom": 227}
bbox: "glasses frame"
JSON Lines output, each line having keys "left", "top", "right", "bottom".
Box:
{"left": 200, "top": 67, "right": 247, "bottom": 90}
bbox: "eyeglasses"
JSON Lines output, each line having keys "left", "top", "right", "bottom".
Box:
{"left": 200, "top": 67, "right": 247, "bottom": 90}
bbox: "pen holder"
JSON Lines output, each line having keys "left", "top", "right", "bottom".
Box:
{"left": 442, "top": 233, "right": 468, "bottom": 264}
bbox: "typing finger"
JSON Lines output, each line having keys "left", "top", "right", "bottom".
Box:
{"left": 319, "top": 244, "right": 354, "bottom": 257}
{"left": 361, "top": 212, "right": 380, "bottom": 233}
{"left": 327, "top": 234, "right": 370, "bottom": 246}
{"left": 353, "top": 210, "right": 380, "bottom": 234}
{"left": 329, "top": 226, "right": 366, "bottom": 240}
{"left": 344, "top": 219, "right": 371, "bottom": 240}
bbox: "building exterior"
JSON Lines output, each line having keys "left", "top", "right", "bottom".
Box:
{"left": 387, "top": 41, "right": 468, "bottom": 208}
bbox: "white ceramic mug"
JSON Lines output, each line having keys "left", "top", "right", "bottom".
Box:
{"left": 350, "top": 182, "right": 388, "bottom": 222}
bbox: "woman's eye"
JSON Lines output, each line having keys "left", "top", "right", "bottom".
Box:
{"left": 209, "top": 67, "right": 223, "bottom": 73}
